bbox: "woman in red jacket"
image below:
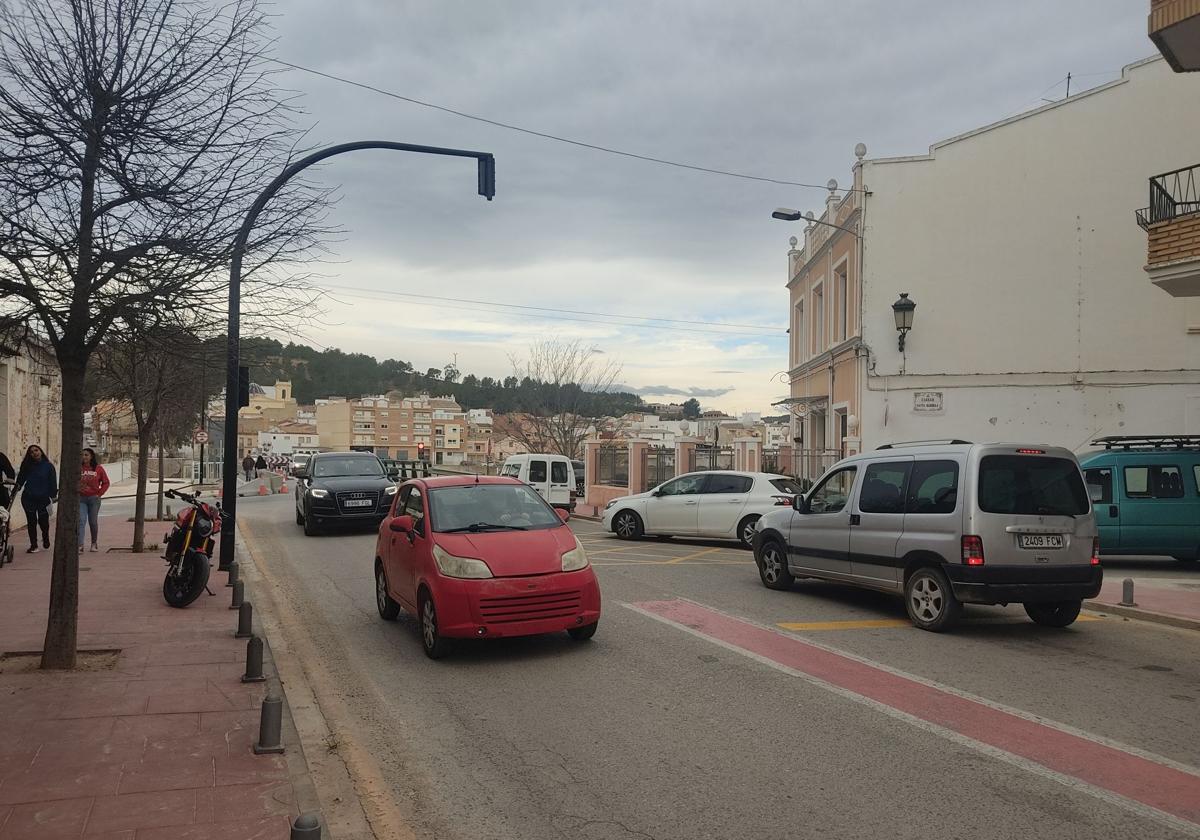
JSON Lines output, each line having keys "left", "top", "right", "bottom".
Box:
{"left": 79, "top": 448, "right": 110, "bottom": 553}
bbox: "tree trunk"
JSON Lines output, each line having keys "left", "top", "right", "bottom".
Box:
{"left": 41, "top": 360, "right": 86, "bottom": 670}
{"left": 156, "top": 429, "right": 165, "bottom": 521}
{"left": 132, "top": 426, "right": 152, "bottom": 552}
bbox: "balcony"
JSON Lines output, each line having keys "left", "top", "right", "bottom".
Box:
{"left": 1137, "top": 163, "right": 1200, "bottom": 296}
{"left": 1149, "top": 0, "right": 1200, "bottom": 72}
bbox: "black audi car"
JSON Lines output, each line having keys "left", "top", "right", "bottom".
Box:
{"left": 295, "top": 452, "right": 399, "bottom": 536}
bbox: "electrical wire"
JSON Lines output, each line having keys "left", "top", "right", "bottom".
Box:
{"left": 270, "top": 58, "right": 862, "bottom": 193}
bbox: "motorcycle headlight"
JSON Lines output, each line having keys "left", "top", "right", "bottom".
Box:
{"left": 432, "top": 544, "right": 493, "bottom": 579}
{"left": 309, "top": 488, "right": 328, "bottom": 498}
{"left": 561, "top": 537, "right": 589, "bottom": 572}
{"left": 384, "top": 484, "right": 399, "bottom": 496}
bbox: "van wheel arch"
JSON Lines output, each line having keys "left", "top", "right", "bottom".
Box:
{"left": 902, "top": 551, "right": 951, "bottom": 582}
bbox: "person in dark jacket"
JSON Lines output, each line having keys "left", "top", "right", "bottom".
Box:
{"left": 15, "top": 444, "right": 56, "bottom": 553}
{"left": 242, "top": 454, "right": 255, "bottom": 482}
{"left": 255, "top": 454, "right": 268, "bottom": 476}
{"left": 0, "top": 450, "right": 13, "bottom": 509}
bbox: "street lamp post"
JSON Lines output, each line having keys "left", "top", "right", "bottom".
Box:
{"left": 218, "top": 141, "right": 496, "bottom": 572}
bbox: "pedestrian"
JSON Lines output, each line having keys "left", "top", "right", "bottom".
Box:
{"left": 0, "top": 449, "right": 13, "bottom": 509}
{"left": 78, "top": 448, "right": 110, "bottom": 553}
{"left": 14, "top": 444, "right": 56, "bottom": 554}
{"left": 255, "top": 453, "right": 267, "bottom": 477}
{"left": 242, "top": 454, "right": 255, "bottom": 482}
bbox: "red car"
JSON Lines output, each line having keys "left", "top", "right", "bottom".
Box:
{"left": 374, "top": 475, "right": 602, "bottom": 658}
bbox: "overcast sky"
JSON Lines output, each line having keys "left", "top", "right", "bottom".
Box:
{"left": 263, "top": 0, "right": 1151, "bottom": 415}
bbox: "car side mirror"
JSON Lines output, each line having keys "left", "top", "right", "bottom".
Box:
{"left": 389, "top": 514, "right": 414, "bottom": 533}
{"left": 1088, "top": 484, "right": 1103, "bottom": 503}
{"left": 792, "top": 495, "right": 810, "bottom": 514}
{"left": 651, "top": 490, "right": 663, "bottom": 497}
{"left": 556, "top": 508, "right": 570, "bottom": 523}
{"left": 387, "top": 469, "right": 399, "bottom": 480}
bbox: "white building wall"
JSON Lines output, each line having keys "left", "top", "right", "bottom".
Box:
{"left": 859, "top": 56, "right": 1200, "bottom": 451}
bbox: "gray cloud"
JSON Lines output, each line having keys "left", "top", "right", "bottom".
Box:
{"left": 614, "top": 384, "right": 735, "bottom": 399}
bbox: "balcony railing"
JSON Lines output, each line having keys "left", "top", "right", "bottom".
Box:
{"left": 1136, "top": 163, "right": 1200, "bottom": 229}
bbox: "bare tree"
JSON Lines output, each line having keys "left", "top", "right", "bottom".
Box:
{"left": 507, "top": 339, "right": 623, "bottom": 460}
{"left": 0, "top": 0, "right": 328, "bottom": 668}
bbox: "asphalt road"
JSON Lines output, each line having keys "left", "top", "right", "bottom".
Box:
{"left": 237, "top": 494, "right": 1200, "bottom": 840}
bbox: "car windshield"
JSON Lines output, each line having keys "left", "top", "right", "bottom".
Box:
{"left": 430, "top": 484, "right": 563, "bottom": 532}
{"left": 312, "top": 456, "right": 384, "bottom": 478}
{"left": 978, "top": 455, "right": 1089, "bottom": 516}
{"left": 769, "top": 478, "right": 804, "bottom": 495}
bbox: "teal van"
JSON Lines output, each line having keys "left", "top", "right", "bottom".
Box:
{"left": 1078, "top": 436, "right": 1200, "bottom": 563}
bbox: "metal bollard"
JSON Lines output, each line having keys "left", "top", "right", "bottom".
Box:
{"left": 291, "top": 812, "right": 322, "bottom": 839}
{"left": 242, "top": 635, "right": 266, "bottom": 683}
{"left": 253, "top": 693, "right": 285, "bottom": 754}
{"left": 236, "top": 601, "right": 253, "bottom": 638}
{"left": 1119, "top": 578, "right": 1137, "bottom": 607}
{"left": 230, "top": 579, "right": 244, "bottom": 610}
{"left": 226, "top": 560, "right": 238, "bottom": 587}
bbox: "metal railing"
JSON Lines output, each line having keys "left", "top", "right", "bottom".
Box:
{"left": 597, "top": 447, "right": 629, "bottom": 487}
{"left": 642, "top": 446, "right": 676, "bottom": 491}
{"left": 1136, "top": 163, "right": 1200, "bottom": 229}
{"left": 790, "top": 449, "right": 843, "bottom": 483}
{"left": 688, "top": 446, "right": 734, "bottom": 472}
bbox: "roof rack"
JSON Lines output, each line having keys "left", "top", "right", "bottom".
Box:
{"left": 876, "top": 439, "right": 972, "bottom": 450}
{"left": 1093, "top": 435, "right": 1200, "bottom": 450}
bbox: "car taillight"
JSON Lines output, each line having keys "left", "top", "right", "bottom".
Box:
{"left": 1091, "top": 537, "right": 1101, "bottom": 566}
{"left": 1015, "top": 448, "right": 1045, "bottom": 455}
{"left": 961, "top": 535, "right": 985, "bottom": 566}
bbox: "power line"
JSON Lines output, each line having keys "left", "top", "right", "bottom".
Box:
{"left": 318, "top": 282, "right": 784, "bottom": 332}
{"left": 270, "top": 58, "right": 862, "bottom": 193}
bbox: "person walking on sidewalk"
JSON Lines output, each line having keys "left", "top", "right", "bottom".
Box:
{"left": 242, "top": 454, "right": 255, "bottom": 482}
{"left": 78, "top": 448, "right": 110, "bottom": 553}
{"left": 255, "top": 453, "right": 267, "bottom": 477}
{"left": 14, "top": 445, "right": 56, "bottom": 554}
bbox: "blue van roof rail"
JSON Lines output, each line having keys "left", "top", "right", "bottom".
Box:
{"left": 1094, "top": 435, "right": 1200, "bottom": 450}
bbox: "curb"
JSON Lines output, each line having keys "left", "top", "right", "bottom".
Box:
{"left": 1084, "top": 600, "right": 1200, "bottom": 632}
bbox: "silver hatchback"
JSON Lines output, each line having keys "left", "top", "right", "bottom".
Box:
{"left": 751, "top": 441, "right": 1102, "bottom": 631}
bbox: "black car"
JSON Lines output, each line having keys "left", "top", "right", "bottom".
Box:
{"left": 295, "top": 452, "right": 398, "bottom": 536}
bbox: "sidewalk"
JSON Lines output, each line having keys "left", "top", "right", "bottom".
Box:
{"left": 0, "top": 514, "right": 313, "bottom": 839}
{"left": 1086, "top": 575, "right": 1200, "bottom": 630}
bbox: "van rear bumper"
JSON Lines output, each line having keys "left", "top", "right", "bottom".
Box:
{"left": 944, "top": 564, "right": 1103, "bottom": 605}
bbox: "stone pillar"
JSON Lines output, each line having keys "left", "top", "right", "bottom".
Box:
{"left": 628, "top": 440, "right": 648, "bottom": 494}
{"left": 676, "top": 438, "right": 698, "bottom": 476}
{"left": 583, "top": 439, "right": 602, "bottom": 507}
{"left": 778, "top": 444, "right": 794, "bottom": 476}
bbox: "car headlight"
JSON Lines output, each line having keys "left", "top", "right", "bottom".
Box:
{"left": 561, "top": 537, "right": 589, "bottom": 572}
{"left": 605, "top": 499, "right": 618, "bottom": 509}
{"left": 309, "top": 488, "right": 329, "bottom": 498}
{"left": 432, "top": 544, "right": 493, "bottom": 579}
{"left": 384, "top": 484, "right": 398, "bottom": 495}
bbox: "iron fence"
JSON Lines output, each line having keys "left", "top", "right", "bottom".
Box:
{"left": 1136, "top": 163, "right": 1200, "bottom": 228}
{"left": 790, "top": 449, "right": 842, "bottom": 484}
{"left": 597, "top": 446, "right": 629, "bottom": 487}
{"left": 642, "top": 446, "right": 676, "bottom": 491}
{"left": 689, "top": 446, "right": 734, "bottom": 472}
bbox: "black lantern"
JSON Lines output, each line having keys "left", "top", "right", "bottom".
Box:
{"left": 892, "top": 292, "right": 915, "bottom": 352}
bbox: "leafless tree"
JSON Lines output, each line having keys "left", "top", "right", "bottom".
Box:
{"left": 0, "top": 0, "right": 330, "bottom": 668}
{"left": 507, "top": 339, "right": 623, "bottom": 461}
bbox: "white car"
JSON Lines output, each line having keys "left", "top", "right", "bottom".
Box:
{"left": 601, "top": 470, "right": 805, "bottom": 548}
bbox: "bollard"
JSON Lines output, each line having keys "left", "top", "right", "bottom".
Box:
{"left": 242, "top": 635, "right": 266, "bottom": 683}
{"left": 230, "top": 579, "right": 244, "bottom": 610}
{"left": 236, "top": 600, "right": 253, "bottom": 638}
{"left": 226, "top": 560, "right": 238, "bottom": 587}
{"left": 291, "top": 812, "right": 322, "bottom": 839}
{"left": 1119, "top": 578, "right": 1137, "bottom": 607}
{"left": 253, "top": 693, "right": 285, "bottom": 754}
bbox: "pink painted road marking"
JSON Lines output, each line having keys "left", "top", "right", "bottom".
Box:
{"left": 631, "top": 599, "right": 1200, "bottom": 830}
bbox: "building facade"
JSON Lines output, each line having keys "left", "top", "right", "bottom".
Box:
{"left": 315, "top": 394, "right": 468, "bottom": 464}
{"left": 0, "top": 339, "right": 62, "bottom": 465}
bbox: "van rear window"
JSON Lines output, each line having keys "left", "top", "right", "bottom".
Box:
{"left": 977, "top": 456, "right": 1088, "bottom": 516}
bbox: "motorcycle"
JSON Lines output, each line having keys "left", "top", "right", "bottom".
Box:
{"left": 161, "top": 488, "right": 223, "bottom": 607}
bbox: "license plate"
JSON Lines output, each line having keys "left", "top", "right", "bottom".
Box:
{"left": 1018, "top": 534, "right": 1064, "bottom": 549}
{"left": 344, "top": 499, "right": 373, "bottom": 508}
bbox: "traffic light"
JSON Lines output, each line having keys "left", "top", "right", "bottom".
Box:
{"left": 417, "top": 442, "right": 426, "bottom": 461}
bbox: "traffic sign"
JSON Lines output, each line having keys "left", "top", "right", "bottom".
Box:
{"left": 193, "top": 429, "right": 209, "bottom": 444}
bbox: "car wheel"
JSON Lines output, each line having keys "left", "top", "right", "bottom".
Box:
{"left": 1024, "top": 600, "right": 1082, "bottom": 628}
{"left": 904, "top": 567, "right": 961, "bottom": 632}
{"left": 568, "top": 621, "right": 598, "bottom": 641}
{"left": 375, "top": 561, "right": 401, "bottom": 621}
{"left": 295, "top": 506, "right": 304, "bottom": 526}
{"left": 737, "top": 515, "right": 760, "bottom": 549}
{"left": 756, "top": 541, "right": 794, "bottom": 590}
{"left": 419, "top": 590, "right": 453, "bottom": 660}
{"left": 302, "top": 509, "right": 319, "bottom": 537}
{"left": 612, "top": 510, "right": 643, "bottom": 541}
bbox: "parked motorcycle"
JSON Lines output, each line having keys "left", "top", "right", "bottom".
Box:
{"left": 161, "top": 488, "right": 223, "bottom": 607}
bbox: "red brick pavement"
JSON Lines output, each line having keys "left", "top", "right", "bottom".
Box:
{"left": 0, "top": 513, "right": 304, "bottom": 839}
{"left": 1090, "top": 576, "right": 1200, "bottom": 626}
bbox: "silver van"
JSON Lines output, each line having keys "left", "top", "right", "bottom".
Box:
{"left": 751, "top": 441, "right": 1102, "bottom": 631}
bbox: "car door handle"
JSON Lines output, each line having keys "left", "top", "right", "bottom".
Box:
{"left": 1109, "top": 505, "right": 1118, "bottom": 518}
{"left": 685, "top": 500, "right": 698, "bottom": 505}
{"left": 728, "top": 499, "right": 743, "bottom": 504}
{"left": 849, "top": 514, "right": 861, "bottom": 526}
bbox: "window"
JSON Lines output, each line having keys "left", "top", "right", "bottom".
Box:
{"left": 658, "top": 474, "right": 706, "bottom": 496}
{"left": 859, "top": 462, "right": 910, "bottom": 513}
{"left": 1124, "top": 465, "right": 1184, "bottom": 499}
{"left": 1195, "top": 465, "right": 1200, "bottom": 497}
{"left": 835, "top": 266, "right": 848, "bottom": 341}
{"left": 1084, "top": 468, "right": 1113, "bottom": 505}
{"left": 705, "top": 474, "right": 752, "bottom": 494}
{"left": 429, "top": 484, "right": 561, "bottom": 532}
{"left": 501, "top": 463, "right": 521, "bottom": 478}
{"left": 812, "top": 285, "right": 825, "bottom": 353}
{"left": 769, "top": 478, "right": 805, "bottom": 495}
{"left": 528, "top": 460, "right": 547, "bottom": 483}
{"left": 402, "top": 488, "right": 425, "bottom": 535}
{"left": 379, "top": 424, "right": 388, "bottom": 429}
{"left": 792, "top": 300, "right": 805, "bottom": 365}
{"left": 908, "top": 461, "right": 959, "bottom": 514}
{"left": 808, "top": 467, "right": 856, "bottom": 514}
{"left": 978, "top": 456, "right": 1088, "bottom": 516}
{"left": 551, "top": 461, "right": 568, "bottom": 483}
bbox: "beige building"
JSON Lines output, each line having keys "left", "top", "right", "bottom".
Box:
{"left": 1, "top": 339, "right": 62, "bottom": 465}
{"left": 316, "top": 394, "right": 469, "bottom": 464}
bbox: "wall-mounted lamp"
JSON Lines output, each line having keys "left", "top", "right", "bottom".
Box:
{"left": 891, "top": 292, "right": 916, "bottom": 353}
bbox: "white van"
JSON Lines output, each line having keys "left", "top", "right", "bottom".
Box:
{"left": 500, "top": 454, "right": 576, "bottom": 510}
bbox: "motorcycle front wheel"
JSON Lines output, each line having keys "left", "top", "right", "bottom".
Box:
{"left": 163, "top": 550, "right": 210, "bottom": 608}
